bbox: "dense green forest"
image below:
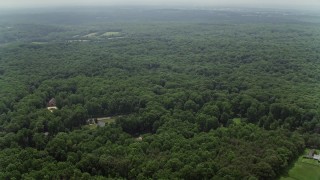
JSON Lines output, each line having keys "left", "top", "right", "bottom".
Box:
{"left": 0, "top": 7, "right": 320, "bottom": 179}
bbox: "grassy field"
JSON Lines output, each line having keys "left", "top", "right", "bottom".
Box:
{"left": 83, "top": 32, "right": 97, "bottom": 38}
{"left": 101, "top": 32, "right": 120, "bottom": 36}
{"left": 97, "top": 117, "right": 116, "bottom": 124}
{"left": 86, "top": 124, "right": 98, "bottom": 130}
{"left": 84, "top": 116, "right": 117, "bottom": 130}
{"left": 31, "top": 42, "right": 48, "bottom": 44}
{"left": 280, "top": 149, "right": 320, "bottom": 180}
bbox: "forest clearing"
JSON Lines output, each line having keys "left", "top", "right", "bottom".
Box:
{"left": 281, "top": 149, "right": 320, "bottom": 180}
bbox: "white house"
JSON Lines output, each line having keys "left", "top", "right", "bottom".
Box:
{"left": 314, "top": 154, "right": 320, "bottom": 161}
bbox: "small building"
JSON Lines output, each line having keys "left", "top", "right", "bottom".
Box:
{"left": 309, "top": 149, "right": 315, "bottom": 157}
{"left": 97, "top": 120, "right": 106, "bottom": 127}
{"left": 304, "top": 149, "right": 320, "bottom": 161}
{"left": 47, "top": 98, "right": 58, "bottom": 112}
{"left": 304, "top": 149, "right": 315, "bottom": 158}
{"left": 314, "top": 154, "right": 320, "bottom": 160}
{"left": 87, "top": 118, "right": 96, "bottom": 125}
{"left": 48, "top": 98, "right": 56, "bottom": 107}
{"left": 136, "top": 136, "right": 143, "bottom": 141}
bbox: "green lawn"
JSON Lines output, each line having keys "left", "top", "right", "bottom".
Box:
{"left": 101, "top": 32, "right": 120, "bottom": 36}
{"left": 232, "top": 118, "right": 242, "bottom": 125}
{"left": 83, "top": 116, "right": 117, "bottom": 130}
{"left": 83, "top": 32, "right": 97, "bottom": 37}
{"left": 97, "top": 117, "right": 116, "bottom": 124}
{"left": 85, "top": 124, "right": 97, "bottom": 130}
{"left": 31, "top": 42, "right": 48, "bottom": 44}
{"left": 280, "top": 150, "right": 320, "bottom": 180}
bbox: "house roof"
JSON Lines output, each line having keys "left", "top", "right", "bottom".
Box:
{"left": 308, "top": 149, "right": 315, "bottom": 156}
{"left": 48, "top": 98, "right": 56, "bottom": 107}
{"left": 314, "top": 155, "right": 320, "bottom": 160}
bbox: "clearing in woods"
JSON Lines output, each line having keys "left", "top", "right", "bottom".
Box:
{"left": 31, "top": 42, "right": 48, "bottom": 44}
{"left": 101, "top": 32, "right": 120, "bottom": 36}
{"left": 83, "top": 32, "right": 98, "bottom": 38}
{"left": 85, "top": 116, "right": 117, "bottom": 130}
{"left": 280, "top": 149, "right": 320, "bottom": 180}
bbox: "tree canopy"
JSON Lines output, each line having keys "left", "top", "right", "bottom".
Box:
{"left": 0, "top": 7, "right": 319, "bottom": 179}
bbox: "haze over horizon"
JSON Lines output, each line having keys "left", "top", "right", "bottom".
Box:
{"left": 0, "top": 0, "right": 319, "bottom": 10}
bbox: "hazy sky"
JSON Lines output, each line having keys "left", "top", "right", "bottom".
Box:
{"left": 0, "top": 0, "right": 319, "bottom": 9}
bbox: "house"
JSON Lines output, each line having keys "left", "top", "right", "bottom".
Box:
{"left": 97, "top": 120, "right": 106, "bottom": 127}
{"left": 314, "top": 154, "right": 320, "bottom": 161}
{"left": 309, "top": 149, "right": 315, "bottom": 157}
{"left": 304, "top": 149, "right": 315, "bottom": 159}
{"left": 87, "top": 118, "right": 97, "bottom": 125}
{"left": 87, "top": 116, "right": 116, "bottom": 128}
{"left": 47, "top": 98, "right": 58, "bottom": 112}
{"left": 48, "top": 98, "right": 56, "bottom": 107}
{"left": 304, "top": 149, "right": 320, "bottom": 161}
{"left": 87, "top": 118, "right": 105, "bottom": 126}
{"left": 135, "top": 136, "right": 143, "bottom": 141}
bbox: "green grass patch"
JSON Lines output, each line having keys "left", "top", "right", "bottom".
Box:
{"left": 97, "top": 117, "right": 116, "bottom": 124}
{"left": 232, "top": 118, "right": 242, "bottom": 125}
{"left": 84, "top": 124, "right": 97, "bottom": 130}
{"left": 83, "top": 116, "right": 118, "bottom": 130}
{"left": 280, "top": 149, "right": 320, "bottom": 180}
{"left": 31, "top": 42, "right": 48, "bottom": 44}
{"left": 83, "top": 32, "right": 97, "bottom": 38}
{"left": 101, "top": 32, "right": 120, "bottom": 36}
